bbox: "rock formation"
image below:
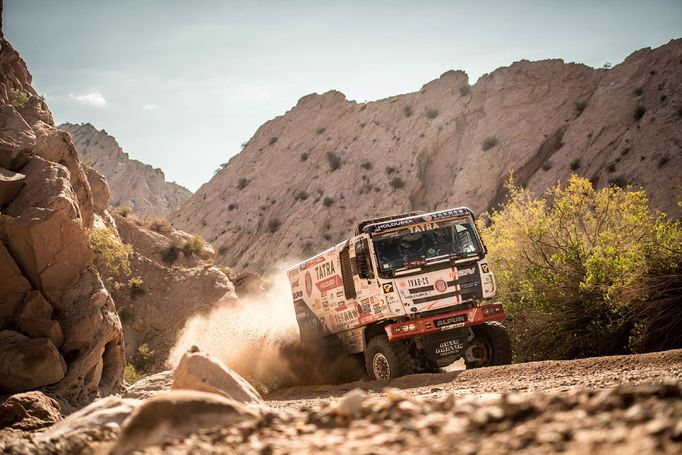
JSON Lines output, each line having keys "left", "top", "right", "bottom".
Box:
{"left": 170, "top": 39, "right": 682, "bottom": 274}
{"left": 97, "top": 213, "right": 239, "bottom": 374}
{"left": 59, "top": 122, "right": 191, "bottom": 219}
{"left": 0, "top": 24, "right": 125, "bottom": 408}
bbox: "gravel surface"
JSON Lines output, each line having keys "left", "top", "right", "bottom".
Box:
{"left": 2, "top": 349, "right": 681, "bottom": 454}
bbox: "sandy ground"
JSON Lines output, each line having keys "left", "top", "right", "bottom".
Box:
{"left": 266, "top": 349, "right": 682, "bottom": 410}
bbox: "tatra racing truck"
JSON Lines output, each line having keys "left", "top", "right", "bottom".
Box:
{"left": 286, "top": 207, "right": 512, "bottom": 380}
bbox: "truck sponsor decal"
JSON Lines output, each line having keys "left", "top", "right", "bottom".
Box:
{"left": 363, "top": 207, "right": 473, "bottom": 233}
{"left": 300, "top": 255, "right": 325, "bottom": 270}
{"left": 481, "top": 263, "right": 490, "bottom": 273}
{"left": 315, "top": 274, "right": 343, "bottom": 292}
{"left": 305, "top": 272, "right": 313, "bottom": 297}
{"left": 292, "top": 290, "right": 303, "bottom": 299}
{"left": 315, "top": 261, "right": 336, "bottom": 279}
{"left": 458, "top": 267, "right": 476, "bottom": 277}
{"left": 407, "top": 277, "right": 429, "bottom": 287}
{"left": 407, "top": 222, "right": 439, "bottom": 233}
{"left": 382, "top": 283, "right": 394, "bottom": 293}
{"left": 434, "top": 279, "right": 447, "bottom": 292}
{"left": 435, "top": 339, "right": 464, "bottom": 355}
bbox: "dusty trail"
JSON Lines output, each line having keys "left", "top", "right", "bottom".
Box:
{"left": 266, "top": 349, "right": 682, "bottom": 410}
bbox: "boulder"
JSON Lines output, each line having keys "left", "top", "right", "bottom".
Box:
{"left": 84, "top": 166, "right": 109, "bottom": 213}
{"left": 4, "top": 156, "right": 80, "bottom": 220}
{"left": 112, "top": 390, "right": 258, "bottom": 455}
{"left": 15, "top": 290, "right": 52, "bottom": 321}
{"left": 31, "top": 121, "right": 94, "bottom": 228}
{"left": 0, "top": 105, "right": 35, "bottom": 171}
{"left": 0, "top": 391, "right": 62, "bottom": 431}
{"left": 37, "top": 396, "right": 140, "bottom": 442}
{"left": 16, "top": 318, "right": 63, "bottom": 347}
{"left": 172, "top": 346, "right": 266, "bottom": 412}
{"left": 123, "top": 370, "right": 174, "bottom": 400}
{"left": 0, "top": 241, "right": 31, "bottom": 330}
{"left": 0, "top": 166, "right": 24, "bottom": 207}
{"left": 3, "top": 207, "right": 95, "bottom": 301}
{"left": 0, "top": 330, "right": 66, "bottom": 392}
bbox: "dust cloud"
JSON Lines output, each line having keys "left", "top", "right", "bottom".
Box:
{"left": 167, "top": 264, "right": 365, "bottom": 394}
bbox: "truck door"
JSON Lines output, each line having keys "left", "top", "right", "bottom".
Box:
{"left": 350, "top": 236, "right": 389, "bottom": 323}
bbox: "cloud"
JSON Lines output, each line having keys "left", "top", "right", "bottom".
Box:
{"left": 142, "top": 103, "right": 160, "bottom": 111}
{"left": 69, "top": 91, "right": 107, "bottom": 107}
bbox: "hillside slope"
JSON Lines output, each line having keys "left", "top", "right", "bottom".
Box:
{"left": 60, "top": 123, "right": 191, "bottom": 219}
{"left": 171, "top": 40, "right": 682, "bottom": 273}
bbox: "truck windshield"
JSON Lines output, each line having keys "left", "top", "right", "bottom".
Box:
{"left": 372, "top": 219, "right": 483, "bottom": 274}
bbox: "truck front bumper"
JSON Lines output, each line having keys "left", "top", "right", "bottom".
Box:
{"left": 384, "top": 302, "right": 505, "bottom": 342}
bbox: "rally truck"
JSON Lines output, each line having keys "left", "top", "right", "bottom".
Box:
{"left": 286, "top": 207, "right": 512, "bottom": 380}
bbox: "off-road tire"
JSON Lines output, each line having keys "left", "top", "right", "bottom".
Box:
{"left": 465, "top": 321, "right": 512, "bottom": 369}
{"left": 364, "top": 335, "right": 418, "bottom": 380}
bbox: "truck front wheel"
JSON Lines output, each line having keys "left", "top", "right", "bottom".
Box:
{"left": 465, "top": 321, "right": 512, "bottom": 369}
{"left": 364, "top": 335, "right": 417, "bottom": 380}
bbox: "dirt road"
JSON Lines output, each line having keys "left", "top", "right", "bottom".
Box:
{"left": 266, "top": 349, "right": 682, "bottom": 410}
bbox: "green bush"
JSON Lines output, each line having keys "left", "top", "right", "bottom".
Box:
{"left": 8, "top": 88, "right": 29, "bottom": 108}
{"left": 326, "top": 152, "right": 342, "bottom": 171}
{"left": 482, "top": 136, "right": 498, "bottom": 151}
{"left": 425, "top": 108, "right": 439, "bottom": 119}
{"left": 237, "top": 178, "right": 250, "bottom": 190}
{"left": 316, "top": 127, "right": 326, "bottom": 135}
{"left": 294, "top": 190, "right": 309, "bottom": 201}
{"left": 402, "top": 105, "right": 413, "bottom": 117}
{"left": 148, "top": 218, "right": 171, "bottom": 235}
{"left": 389, "top": 177, "right": 405, "bottom": 189}
{"left": 124, "top": 364, "right": 143, "bottom": 384}
{"left": 481, "top": 176, "right": 682, "bottom": 362}
{"left": 322, "top": 197, "right": 335, "bottom": 207}
{"left": 183, "top": 236, "right": 205, "bottom": 257}
{"left": 268, "top": 218, "right": 281, "bottom": 233}
{"left": 117, "top": 206, "right": 134, "bottom": 218}
{"left": 161, "top": 240, "right": 181, "bottom": 264}
{"left": 459, "top": 85, "right": 471, "bottom": 96}
{"left": 88, "top": 227, "right": 133, "bottom": 288}
{"left": 360, "top": 161, "right": 372, "bottom": 170}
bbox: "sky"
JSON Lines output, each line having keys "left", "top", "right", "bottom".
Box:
{"left": 5, "top": 0, "right": 682, "bottom": 192}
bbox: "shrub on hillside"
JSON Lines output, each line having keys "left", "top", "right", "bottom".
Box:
{"left": 9, "top": 88, "right": 29, "bottom": 108}
{"left": 326, "top": 152, "right": 342, "bottom": 171}
{"left": 148, "top": 218, "right": 172, "bottom": 235}
{"left": 425, "top": 108, "right": 439, "bottom": 119}
{"left": 89, "top": 227, "right": 133, "bottom": 289}
{"left": 161, "top": 240, "right": 181, "bottom": 264}
{"left": 481, "top": 176, "right": 682, "bottom": 362}
{"left": 183, "top": 236, "right": 206, "bottom": 257}
{"left": 482, "top": 136, "right": 498, "bottom": 151}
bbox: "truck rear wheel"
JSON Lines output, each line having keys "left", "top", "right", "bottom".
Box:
{"left": 465, "top": 321, "right": 512, "bottom": 369}
{"left": 364, "top": 335, "right": 417, "bottom": 380}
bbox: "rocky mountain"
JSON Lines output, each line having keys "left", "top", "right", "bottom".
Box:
{"left": 0, "top": 10, "right": 236, "bottom": 411}
{"left": 0, "top": 29, "right": 124, "bottom": 409}
{"left": 59, "top": 122, "right": 192, "bottom": 219}
{"left": 170, "top": 39, "right": 682, "bottom": 274}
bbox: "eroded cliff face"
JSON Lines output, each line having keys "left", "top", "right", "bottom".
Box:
{"left": 170, "top": 40, "right": 682, "bottom": 274}
{"left": 59, "top": 123, "right": 192, "bottom": 220}
{"left": 0, "top": 33, "right": 124, "bottom": 408}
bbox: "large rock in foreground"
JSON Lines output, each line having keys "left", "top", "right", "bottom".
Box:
{"left": 172, "top": 346, "right": 266, "bottom": 412}
{"left": 0, "top": 391, "right": 63, "bottom": 431}
{"left": 112, "top": 390, "right": 258, "bottom": 455}
{"left": 0, "top": 330, "right": 66, "bottom": 392}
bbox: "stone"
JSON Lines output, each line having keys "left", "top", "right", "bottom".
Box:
{"left": 4, "top": 156, "right": 80, "bottom": 220}
{"left": 171, "top": 346, "right": 266, "bottom": 412}
{"left": 0, "top": 166, "right": 24, "bottom": 207}
{"left": 0, "top": 105, "right": 35, "bottom": 171}
{"left": 0, "top": 241, "right": 31, "bottom": 330}
{"left": 17, "top": 318, "right": 63, "bottom": 347}
{"left": 112, "top": 390, "right": 258, "bottom": 455}
{"left": 331, "top": 389, "right": 367, "bottom": 417}
{"left": 3, "top": 207, "right": 95, "bottom": 300}
{"left": 0, "top": 330, "right": 66, "bottom": 392}
{"left": 84, "top": 165, "right": 109, "bottom": 213}
{"left": 37, "top": 396, "right": 141, "bottom": 442}
{"left": 15, "top": 290, "right": 52, "bottom": 321}
{"left": 59, "top": 122, "right": 191, "bottom": 219}
{"left": 0, "top": 391, "right": 62, "bottom": 431}
{"left": 123, "top": 370, "right": 174, "bottom": 400}
{"left": 30, "top": 121, "right": 94, "bottom": 228}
